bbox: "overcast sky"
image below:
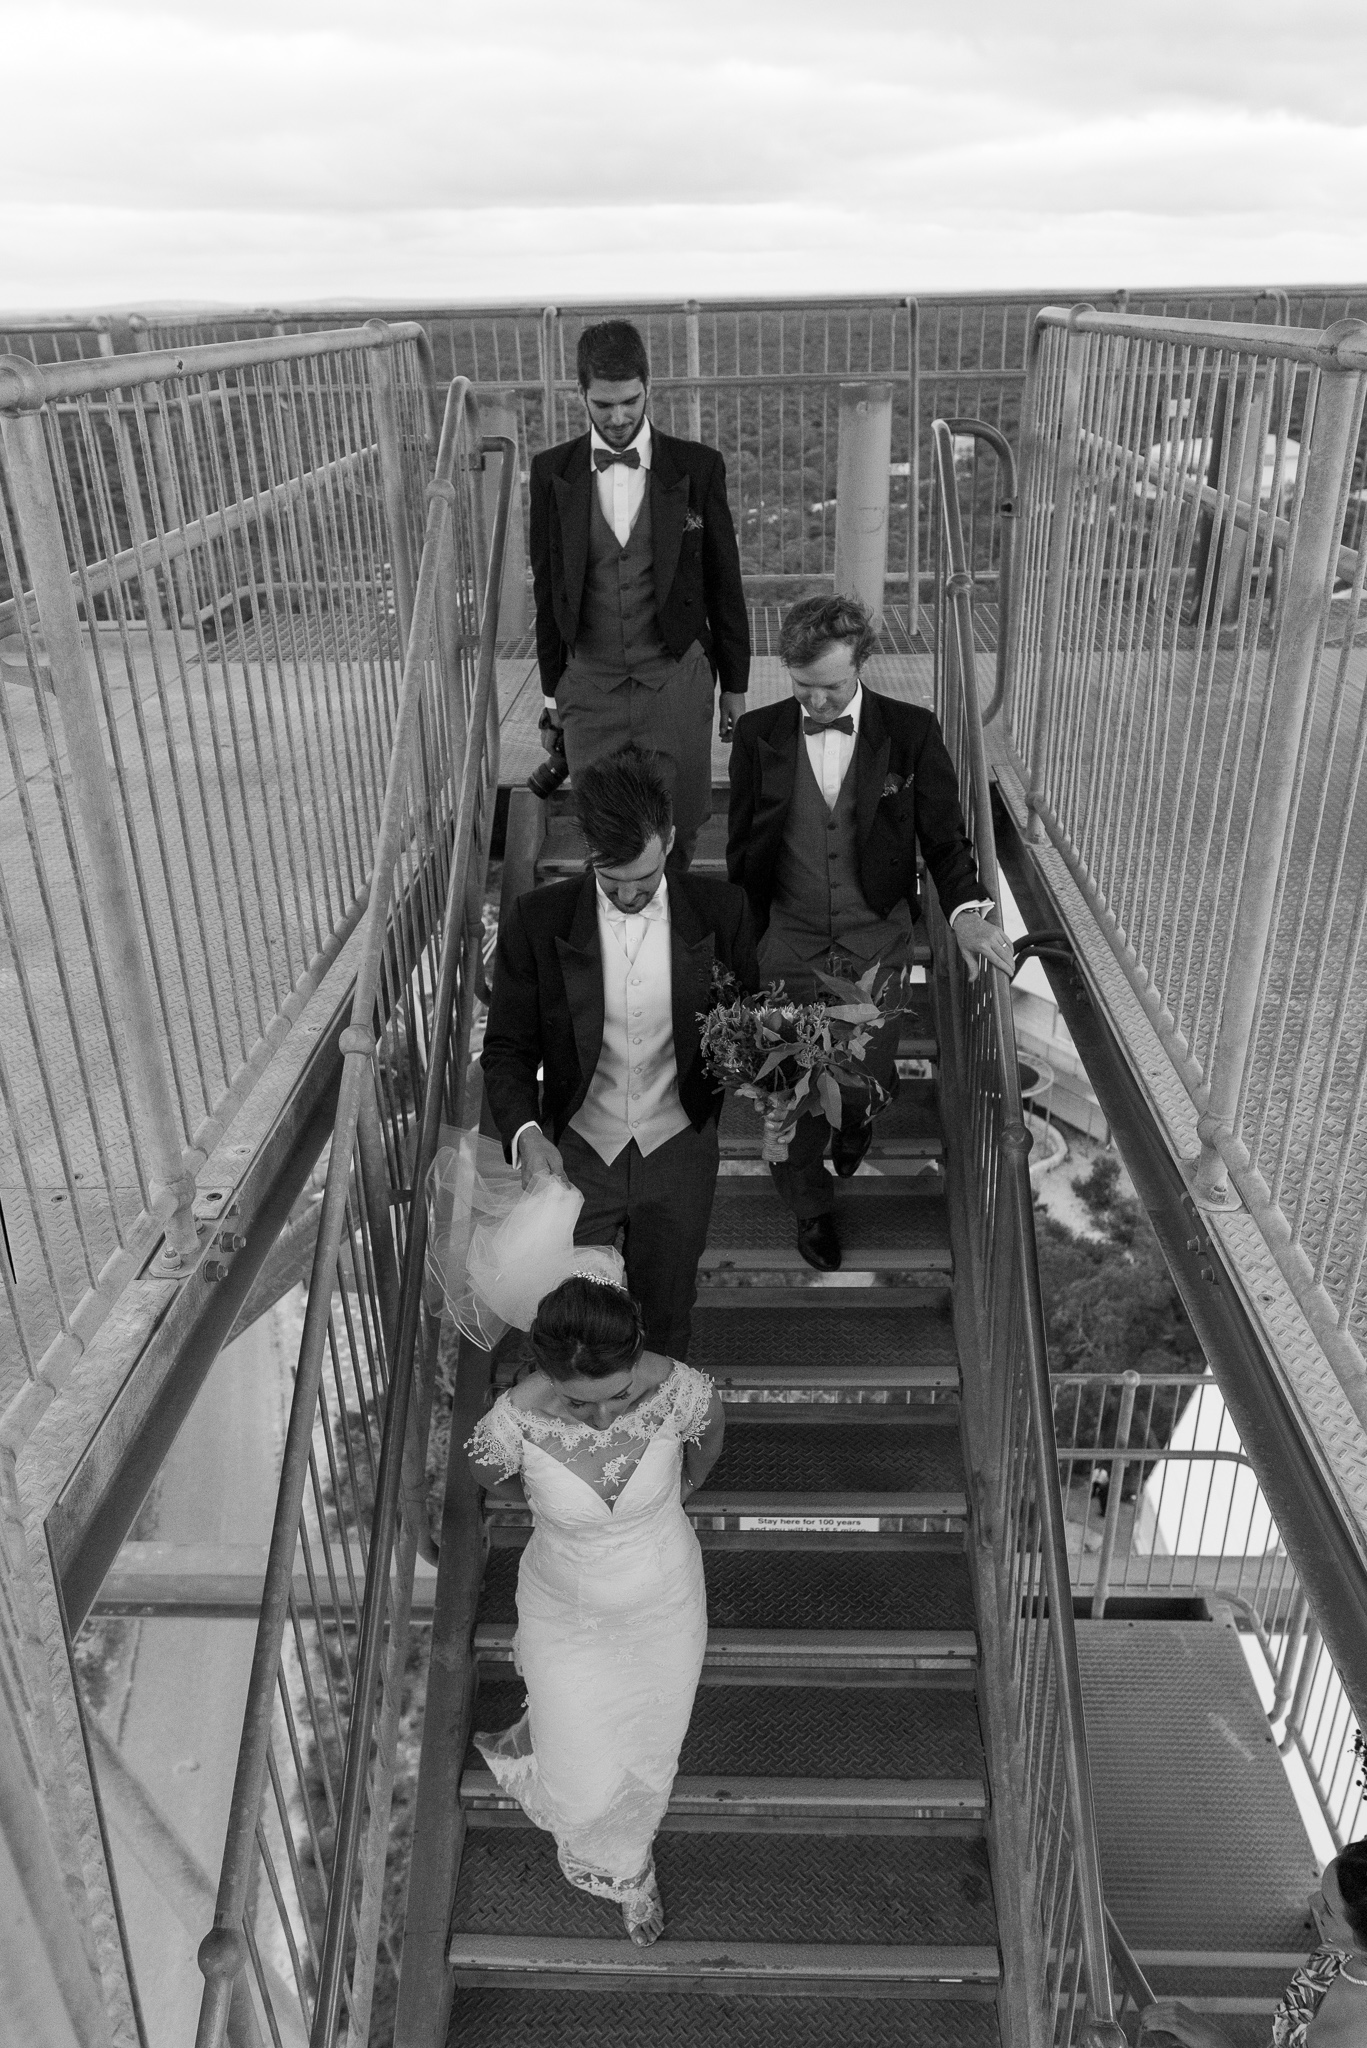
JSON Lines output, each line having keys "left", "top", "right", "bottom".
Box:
{"left": 4, "top": 0, "right": 1364, "bottom": 310}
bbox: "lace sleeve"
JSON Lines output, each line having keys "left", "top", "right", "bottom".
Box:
{"left": 664, "top": 1363, "right": 717, "bottom": 1446}
{"left": 465, "top": 1395, "right": 524, "bottom": 1480}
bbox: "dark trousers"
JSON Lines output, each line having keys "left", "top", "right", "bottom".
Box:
{"left": 558, "top": 646, "right": 714, "bottom": 868}
{"left": 768, "top": 1014, "right": 901, "bottom": 1219}
{"left": 559, "top": 1120, "right": 720, "bottom": 1359}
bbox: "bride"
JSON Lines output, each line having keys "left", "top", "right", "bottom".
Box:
{"left": 465, "top": 1265, "right": 724, "bottom": 1944}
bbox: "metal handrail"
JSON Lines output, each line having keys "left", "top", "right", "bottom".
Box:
{"left": 937, "top": 416, "right": 1017, "bottom": 723}
{"left": 933, "top": 414, "right": 1125, "bottom": 2047}
{"left": 192, "top": 380, "right": 514, "bottom": 2048}
{"left": 0, "top": 317, "right": 427, "bottom": 409}
{"left": 309, "top": 417, "right": 515, "bottom": 2043}
{"left": 1033, "top": 301, "right": 1367, "bottom": 371}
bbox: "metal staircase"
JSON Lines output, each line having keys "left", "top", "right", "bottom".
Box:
{"left": 442, "top": 926, "right": 1003, "bottom": 2038}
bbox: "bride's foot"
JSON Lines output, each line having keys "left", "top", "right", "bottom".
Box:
{"left": 623, "top": 1867, "right": 664, "bottom": 1946}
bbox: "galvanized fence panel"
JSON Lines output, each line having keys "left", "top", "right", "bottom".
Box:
{"left": 120, "top": 291, "right": 1367, "bottom": 620}
{"left": 0, "top": 314, "right": 119, "bottom": 366}
{"left": 932, "top": 421, "right": 1123, "bottom": 2048}
{"left": 194, "top": 384, "right": 512, "bottom": 2048}
{"left": 0, "top": 323, "right": 433, "bottom": 1417}
{"left": 129, "top": 299, "right": 920, "bottom": 596}
{"left": 1005, "top": 306, "right": 1367, "bottom": 1403}
{"left": 1054, "top": 1370, "right": 1367, "bottom": 1851}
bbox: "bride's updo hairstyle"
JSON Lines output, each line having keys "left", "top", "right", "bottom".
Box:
{"left": 531, "top": 1275, "right": 645, "bottom": 1382}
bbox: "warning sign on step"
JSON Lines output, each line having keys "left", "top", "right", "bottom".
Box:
{"left": 737, "top": 1515, "right": 882, "bottom": 1532}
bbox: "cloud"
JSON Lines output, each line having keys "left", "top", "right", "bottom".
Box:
{"left": 1, "top": 0, "right": 1363, "bottom": 306}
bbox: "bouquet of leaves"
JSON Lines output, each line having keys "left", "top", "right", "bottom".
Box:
{"left": 698, "top": 960, "right": 920, "bottom": 1162}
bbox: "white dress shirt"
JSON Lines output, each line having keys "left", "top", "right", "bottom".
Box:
{"left": 544, "top": 418, "right": 654, "bottom": 712}
{"left": 513, "top": 872, "right": 690, "bottom": 1169}
{"left": 591, "top": 415, "right": 652, "bottom": 546}
{"left": 801, "top": 682, "right": 991, "bottom": 928}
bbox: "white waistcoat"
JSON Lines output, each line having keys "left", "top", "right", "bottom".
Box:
{"left": 569, "top": 884, "right": 691, "bottom": 1164}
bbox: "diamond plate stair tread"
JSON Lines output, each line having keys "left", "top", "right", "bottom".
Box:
{"left": 471, "top": 1679, "right": 985, "bottom": 1780}
{"left": 721, "top": 1081, "right": 942, "bottom": 1155}
{"left": 451, "top": 1829, "right": 997, "bottom": 1946}
{"left": 704, "top": 1419, "right": 965, "bottom": 1494}
{"left": 447, "top": 1988, "right": 1000, "bottom": 2046}
{"left": 1076, "top": 1622, "right": 1320, "bottom": 1952}
{"left": 690, "top": 1302, "right": 960, "bottom": 1377}
{"left": 477, "top": 1546, "right": 976, "bottom": 1634}
{"left": 704, "top": 1182, "right": 951, "bottom": 1258}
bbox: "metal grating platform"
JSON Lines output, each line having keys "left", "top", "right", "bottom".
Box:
{"left": 705, "top": 1417, "right": 965, "bottom": 1494}
{"left": 446, "top": 1989, "right": 1002, "bottom": 2045}
{"left": 1076, "top": 1621, "right": 1320, "bottom": 1954}
{"left": 471, "top": 1678, "right": 984, "bottom": 1782}
{"left": 476, "top": 1546, "right": 975, "bottom": 1635}
{"left": 450, "top": 1828, "right": 997, "bottom": 1946}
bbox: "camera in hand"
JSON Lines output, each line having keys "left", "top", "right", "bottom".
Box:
{"left": 528, "top": 712, "right": 571, "bottom": 799}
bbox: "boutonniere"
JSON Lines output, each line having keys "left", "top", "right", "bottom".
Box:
{"left": 880, "top": 773, "right": 906, "bottom": 800}
{"left": 683, "top": 509, "right": 704, "bottom": 534}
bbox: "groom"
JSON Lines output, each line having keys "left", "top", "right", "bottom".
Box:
{"left": 727, "top": 594, "right": 1014, "bottom": 1270}
{"left": 482, "top": 744, "right": 758, "bottom": 1357}
{"left": 530, "top": 318, "right": 751, "bottom": 867}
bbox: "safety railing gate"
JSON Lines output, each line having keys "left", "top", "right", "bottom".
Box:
{"left": 192, "top": 379, "right": 514, "bottom": 2044}
{"left": 932, "top": 419, "right": 1124, "bottom": 2048}
{"left": 0, "top": 321, "right": 434, "bottom": 1424}
{"left": 1055, "top": 1369, "right": 1367, "bottom": 1853}
{"left": 998, "top": 305, "right": 1367, "bottom": 1517}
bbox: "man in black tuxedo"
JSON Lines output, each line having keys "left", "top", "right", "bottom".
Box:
{"left": 530, "top": 319, "right": 750, "bottom": 868}
{"left": 482, "top": 745, "right": 758, "bottom": 1357}
{"left": 727, "top": 595, "right": 1014, "bottom": 1269}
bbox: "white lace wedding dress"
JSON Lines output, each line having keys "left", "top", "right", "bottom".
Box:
{"left": 465, "top": 1361, "right": 713, "bottom": 1930}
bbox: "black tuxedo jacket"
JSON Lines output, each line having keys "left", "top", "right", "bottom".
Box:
{"left": 726, "top": 689, "right": 984, "bottom": 937}
{"left": 528, "top": 427, "right": 751, "bottom": 698}
{"left": 481, "top": 871, "right": 759, "bottom": 1158}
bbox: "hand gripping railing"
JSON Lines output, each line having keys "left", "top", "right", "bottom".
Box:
{"left": 193, "top": 381, "right": 515, "bottom": 2048}
{"left": 932, "top": 416, "right": 1124, "bottom": 2048}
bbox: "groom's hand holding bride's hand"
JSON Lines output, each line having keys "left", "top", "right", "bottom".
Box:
{"left": 516, "top": 1128, "right": 566, "bottom": 1191}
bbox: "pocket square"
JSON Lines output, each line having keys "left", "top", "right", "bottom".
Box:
{"left": 881, "top": 773, "right": 906, "bottom": 799}
{"left": 683, "top": 508, "right": 705, "bottom": 534}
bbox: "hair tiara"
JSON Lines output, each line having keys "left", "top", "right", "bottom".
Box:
{"left": 570, "top": 1264, "right": 629, "bottom": 1294}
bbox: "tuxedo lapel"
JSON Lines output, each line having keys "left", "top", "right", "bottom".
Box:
{"left": 649, "top": 432, "right": 689, "bottom": 613}
{"left": 552, "top": 436, "right": 593, "bottom": 626}
{"left": 666, "top": 877, "right": 714, "bottom": 1078}
{"left": 554, "top": 873, "right": 604, "bottom": 1086}
{"left": 756, "top": 699, "right": 802, "bottom": 827}
{"left": 855, "top": 693, "right": 892, "bottom": 846}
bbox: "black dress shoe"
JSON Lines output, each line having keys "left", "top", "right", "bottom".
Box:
{"left": 796, "top": 1213, "right": 842, "bottom": 1271}
{"left": 831, "top": 1119, "right": 874, "bottom": 1178}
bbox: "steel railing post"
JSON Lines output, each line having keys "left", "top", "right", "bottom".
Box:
{"left": 1270, "top": 1585, "right": 1311, "bottom": 1722}
{"left": 1191, "top": 321, "right": 1367, "bottom": 1206}
{"left": 0, "top": 373, "right": 198, "bottom": 1261}
{"left": 540, "top": 305, "right": 560, "bottom": 450}
{"left": 835, "top": 382, "right": 894, "bottom": 628}
{"left": 684, "top": 300, "right": 702, "bottom": 442}
{"left": 1091, "top": 1369, "right": 1139, "bottom": 1619}
{"left": 365, "top": 321, "right": 418, "bottom": 646}
{"left": 1026, "top": 309, "right": 1091, "bottom": 846}
{"left": 479, "top": 393, "right": 528, "bottom": 635}
{"left": 1280, "top": 1621, "right": 1323, "bottom": 1757}
{"left": 906, "top": 296, "right": 920, "bottom": 638}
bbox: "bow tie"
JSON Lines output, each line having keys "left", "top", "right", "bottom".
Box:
{"left": 803, "top": 715, "right": 854, "bottom": 736}
{"left": 594, "top": 446, "right": 641, "bottom": 471}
